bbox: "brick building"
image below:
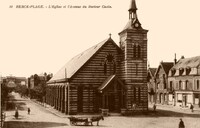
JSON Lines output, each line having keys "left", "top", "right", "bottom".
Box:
{"left": 45, "top": 0, "right": 149, "bottom": 114}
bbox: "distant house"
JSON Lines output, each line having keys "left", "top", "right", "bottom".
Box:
{"left": 154, "top": 62, "right": 174, "bottom": 105}
{"left": 147, "top": 68, "right": 157, "bottom": 104}
{"left": 4, "top": 76, "right": 26, "bottom": 89}
{"left": 168, "top": 56, "right": 200, "bottom": 108}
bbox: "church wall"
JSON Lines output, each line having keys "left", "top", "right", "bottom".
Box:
{"left": 68, "top": 40, "right": 123, "bottom": 113}
{"left": 119, "top": 30, "right": 148, "bottom": 110}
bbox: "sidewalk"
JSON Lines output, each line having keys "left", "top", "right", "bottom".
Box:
{"left": 30, "top": 99, "right": 69, "bottom": 118}
{"left": 149, "top": 103, "right": 200, "bottom": 113}
{"left": 30, "top": 99, "right": 103, "bottom": 118}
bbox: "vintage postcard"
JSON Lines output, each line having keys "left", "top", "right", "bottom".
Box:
{"left": 1, "top": 0, "right": 200, "bottom": 128}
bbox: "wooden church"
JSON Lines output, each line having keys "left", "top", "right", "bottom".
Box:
{"left": 46, "top": 0, "right": 148, "bottom": 114}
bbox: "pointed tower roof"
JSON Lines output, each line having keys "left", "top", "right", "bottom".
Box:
{"left": 119, "top": 0, "right": 144, "bottom": 34}
{"left": 129, "top": 0, "right": 137, "bottom": 11}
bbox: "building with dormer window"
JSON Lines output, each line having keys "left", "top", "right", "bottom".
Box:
{"left": 168, "top": 56, "right": 200, "bottom": 108}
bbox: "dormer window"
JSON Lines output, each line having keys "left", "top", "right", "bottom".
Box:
{"left": 186, "top": 67, "right": 191, "bottom": 75}
{"left": 171, "top": 69, "right": 176, "bottom": 76}
{"left": 179, "top": 68, "right": 184, "bottom": 76}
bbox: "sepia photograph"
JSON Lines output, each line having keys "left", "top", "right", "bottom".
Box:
{"left": 1, "top": 0, "right": 200, "bottom": 128}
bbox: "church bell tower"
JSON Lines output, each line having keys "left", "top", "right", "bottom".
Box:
{"left": 119, "top": 0, "right": 148, "bottom": 110}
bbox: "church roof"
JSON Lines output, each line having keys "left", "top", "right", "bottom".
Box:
{"left": 48, "top": 38, "right": 114, "bottom": 83}
{"left": 172, "top": 56, "right": 200, "bottom": 69}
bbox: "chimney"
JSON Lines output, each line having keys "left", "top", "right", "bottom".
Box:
{"left": 181, "top": 56, "right": 185, "bottom": 59}
{"left": 174, "top": 53, "right": 177, "bottom": 65}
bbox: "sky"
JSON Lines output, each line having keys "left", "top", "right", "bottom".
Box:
{"left": 0, "top": 0, "right": 200, "bottom": 77}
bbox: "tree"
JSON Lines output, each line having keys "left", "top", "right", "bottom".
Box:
{"left": 15, "top": 84, "right": 28, "bottom": 97}
{"left": 30, "top": 73, "right": 53, "bottom": 102}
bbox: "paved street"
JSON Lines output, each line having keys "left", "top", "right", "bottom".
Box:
{"left": 3, "top": 92, "right": 68, "bottom": 128}
{"left": 3, "top": 92, "right": 200, "bottom": 128}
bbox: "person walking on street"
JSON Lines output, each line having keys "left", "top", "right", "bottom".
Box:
{"left": 190, "top": 104, "right": 194, "bottom": 112}
{"left": 15, "top": 107, "right": 19, "bottom": 119}
{"left": 153, "top": 103, "right": 156, "bottom": 112}
{"left": 28, "top": 107, "right": 31, "bottom": 115}
{"left": 179, "top": 118, "right": 185, "bottom": 128}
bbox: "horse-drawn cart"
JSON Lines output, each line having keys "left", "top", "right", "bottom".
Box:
{"left": 68, "top": 115, "right": 104, "bottom": 126}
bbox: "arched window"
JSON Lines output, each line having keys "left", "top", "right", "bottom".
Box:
{"left": 133, "top": 44, "right": 141, "bottom": 59}
{"left": 133, "top": 44, "right": 137, "bottom": 58}
{"left": 103, "top": 53, "right": 116, "bottom": 75}
{"left": 137, "top": 45, "right": 141, "bottom": 58}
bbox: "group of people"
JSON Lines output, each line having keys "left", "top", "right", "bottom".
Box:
{"left": 14, "top": 106, "right": 31, "bottom": 119}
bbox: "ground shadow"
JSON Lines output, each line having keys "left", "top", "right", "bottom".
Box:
{"left": 3, "top": 121, "right": 68, "bottom": 128}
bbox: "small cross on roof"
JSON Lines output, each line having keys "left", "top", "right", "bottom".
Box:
{"left": 109, "top": 33, "right": 112, "bottom": 38}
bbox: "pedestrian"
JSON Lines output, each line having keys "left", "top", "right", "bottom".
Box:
{"left": 190, "top": 104, "right": 194, "bottom": 112}
{"left": 15, "top": 109, "right": 19, "bottom": 119}
{"left": 153, "top": 103, "right": 156, "bottom": 112}
{"left": 179, "top": 118, "right": 185, "bottom": 128}
{"left": 28, "top": 107, "right": 31, "bottom": 115}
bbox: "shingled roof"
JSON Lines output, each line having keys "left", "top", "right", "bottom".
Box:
{"left": 155, "top": 62, "right": 174, "bottom": 76}
{"left": 48, "top": 38, "right": 115, "bottom": 83}
{"left": 123, "top": 19, "right": 137, "bottom": 30}
{"left": 172, "top": 56, "right": 200, "bottom": 69}
{"left": 161, "top": 62, "right": 174, "bottom": 75}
